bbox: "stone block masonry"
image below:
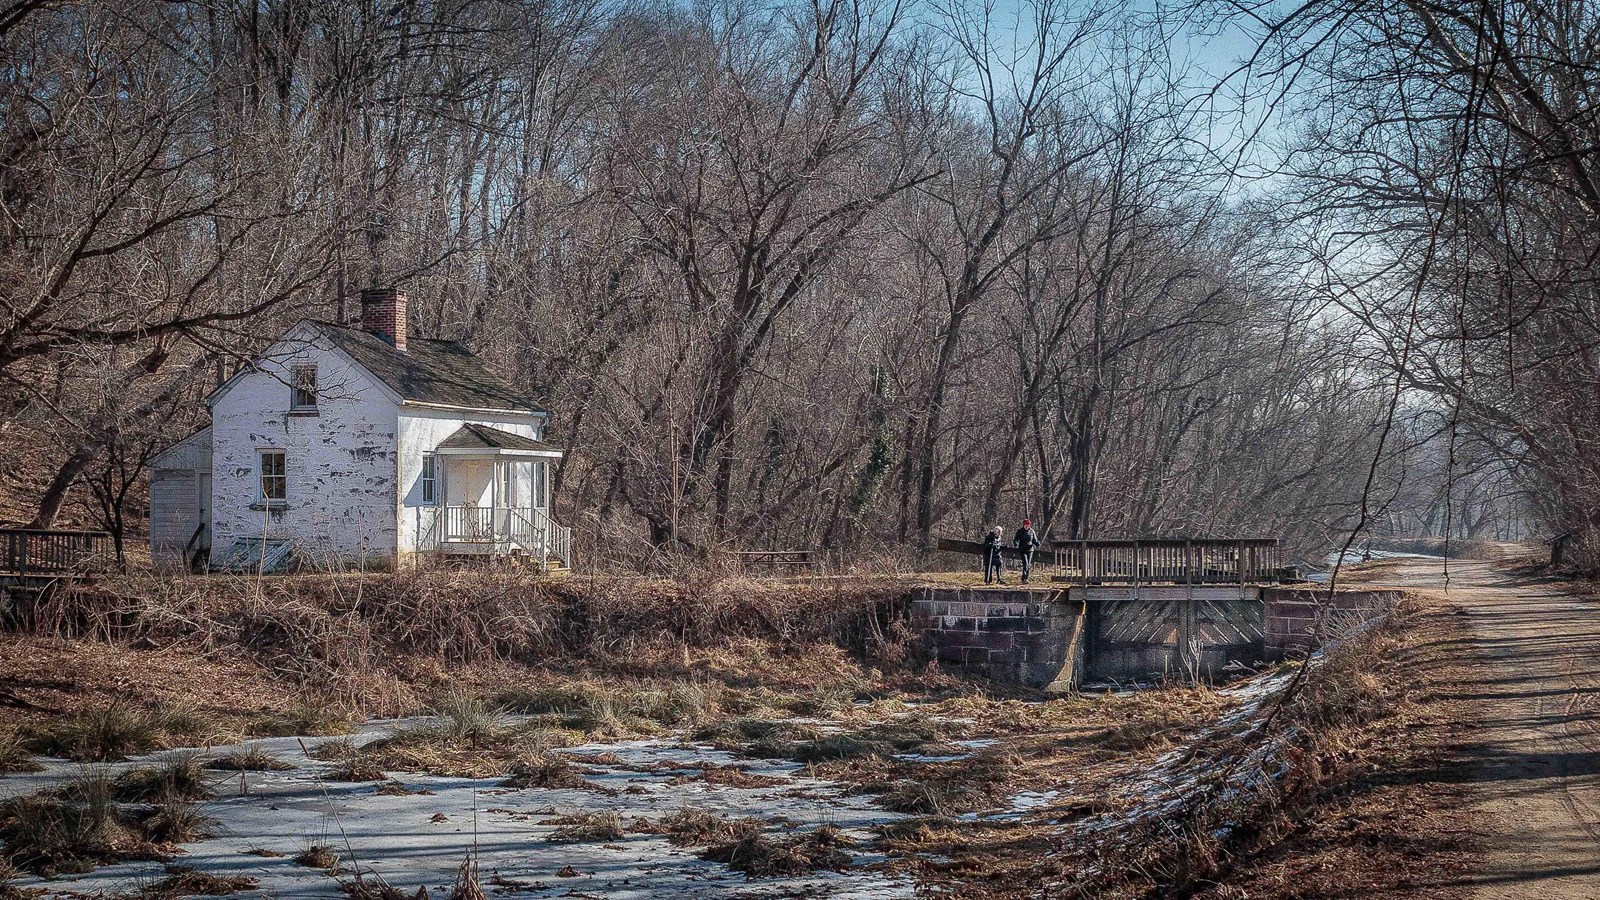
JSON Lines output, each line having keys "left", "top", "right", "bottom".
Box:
{"left": 1261, "top": 587, "right": 1405, "bottom": 657}
{"left": 913, "top": 583, "right": 1408, "bottom": 689}
{"left": 911, "top": 587, "right": 1084, "bottom": 690}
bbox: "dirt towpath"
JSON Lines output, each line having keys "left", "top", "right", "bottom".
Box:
{"left": 1355, "top": 555, "right": 1600, "bottom": 898}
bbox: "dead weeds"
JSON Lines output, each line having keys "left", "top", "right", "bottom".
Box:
{"left": 133, "top": 866, "right": 258, "bottom": 899}
{"left": 293, "top": 844, "right": 339, "bottom": 871}
{"left": 0, "top": 732, "right": 40, "bottom": 776}
{"left": 499, "top": 755, "right": 612, "bottom": 793}
{"left": 21, "top": 702, "right": 228, "bottom": 763}
{"left": 699, "top": 825, "right": 854, "bottom": 879}
{"left": 659, "top": 808, "right": 765, "bottom": 847}
{"left": 206, "top": 746, "right": 294, "bottom": 771}
{"left": 0, "top": 772, "right": 211, "bottom": 877}
{"left": 544, "top": 811, "right": 625, "bottom": 843}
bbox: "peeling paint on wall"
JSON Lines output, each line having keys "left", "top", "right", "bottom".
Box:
{"left": 209, "top": 332, "right": 399, "bottom": 563}
{"left": 194, "top": 325, "right": 549, "bottom": 566}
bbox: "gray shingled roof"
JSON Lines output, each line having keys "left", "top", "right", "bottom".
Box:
{"left": 315, "top": 322, "right": 545, "bottom": 414}
{"left": 437, "top": 423, "right": 563, "bottom": 453}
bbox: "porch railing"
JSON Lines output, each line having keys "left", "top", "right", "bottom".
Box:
{"left": 507, "top": 507, "right": 572, "bottom": 569}
{"left": 432, "top": 505, "right": 571, "bottom": 568}
{"left": 443, "top": 505, "right": 497, "bottom": 542}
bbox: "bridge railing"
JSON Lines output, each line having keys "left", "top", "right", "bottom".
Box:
{"left": 0, "top": 528, "right": 112, "bottom": 576}
{"left": 1051, "top": 539, "right": 1282, "bottom": 586}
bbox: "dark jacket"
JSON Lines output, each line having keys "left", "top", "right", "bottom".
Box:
{"left": 982, "top": 531, "right": 1003, "bottom": 555}
{"left": 1014, "top": 527, "right": 1039, "bottom": 552}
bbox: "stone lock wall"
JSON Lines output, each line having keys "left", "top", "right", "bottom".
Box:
{"left": 1261, "top": 587, "right": 1406, "bottom": 657}
{"left": 910, "top": 588, "right": 1084, "bottom": 691}
{"left": 913, "top": 584, "right": 1407, "bottom": 689}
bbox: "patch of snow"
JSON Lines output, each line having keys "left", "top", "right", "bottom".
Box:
{"left": 1009, "top": 790, "right": 1059, "bottom": 811}
{"left": 8, "top": 719, "right": 915, "bottom": 900}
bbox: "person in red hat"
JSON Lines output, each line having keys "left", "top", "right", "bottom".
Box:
{"left": 1013, "top": 519, "right": 1040, "bottom": 583}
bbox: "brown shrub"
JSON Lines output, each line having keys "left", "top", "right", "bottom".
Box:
{"left": 1064, "top": 610, "right": 1407, "bottom": 897}
{"left": 699, "top": 825, "right": 854, "bottom": 878}
{"left": 16, "top": 572, "right": 916, "bottom": 705}
{"left": 544, "top": 812, "right": 624, "bottom": 843}
{"left": 659, "top": 808, "right": 764, "bottom": 847}
{"left": 137, "top": 866, "right": 257, "bottom": 899}
{"left": 293, "top": 845, "right": 338, "bottom": 870}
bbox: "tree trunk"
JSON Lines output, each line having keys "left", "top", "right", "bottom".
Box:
{"left": 29, "top": 444, "right": 99, "bottom": 529}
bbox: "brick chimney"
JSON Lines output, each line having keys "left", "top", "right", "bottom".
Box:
{"left": 360, "top": 287, "right": 407, "bottom": 351}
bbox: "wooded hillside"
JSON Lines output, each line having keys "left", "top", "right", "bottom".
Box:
{"left": 0, "top": 0, "right": 1568, "bottom": 567}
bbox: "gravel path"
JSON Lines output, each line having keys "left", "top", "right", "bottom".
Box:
{"left": 1359, "top": 555, "right": 1600, "bottom": 899}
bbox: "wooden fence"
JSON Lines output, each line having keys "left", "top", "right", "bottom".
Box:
{"left": 0, "top": 528, "right": 112, "bottom": 576}
{"left": 1051, "top": 539, "right": 1283, "bottom": 586}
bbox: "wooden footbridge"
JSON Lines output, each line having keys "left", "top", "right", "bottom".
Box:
{"left": 0, "top": 527, "right": 112, "bottom": 589}
{"left": 923, "top": 537, "right": 1329, "bottom": 687}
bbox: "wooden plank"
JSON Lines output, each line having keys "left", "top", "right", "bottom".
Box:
{"left": 1046, "top": 595, "right": 1087, "bottom": 694}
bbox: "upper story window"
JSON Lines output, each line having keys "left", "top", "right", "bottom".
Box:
{"left": 260, "top": 450, "right": 287, "bottom": 504}
{"left": 290, "top": 364, "right": 318, "bottom": 411}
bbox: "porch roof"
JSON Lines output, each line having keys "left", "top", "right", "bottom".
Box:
{"left": 436, "top": 423, "right": 564, "bottom": 457}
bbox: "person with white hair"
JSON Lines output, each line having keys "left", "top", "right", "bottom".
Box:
{"left": 981, "top": 524, "right": 1006, "bottom": 585}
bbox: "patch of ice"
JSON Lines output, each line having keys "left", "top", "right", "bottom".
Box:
{"left": 1010, "top": 790, "right": 1059, "bottom": 811}
{"left": 8, "top": 717, "right": 916, "bottom": 900}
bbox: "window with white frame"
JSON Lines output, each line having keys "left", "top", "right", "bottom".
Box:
{"left": 421, "top": 454, "right": 437, "bottom": 504}
{"left": 290, "top": 364, "right": 318, "bottom": 410}
{"left": 259, "top": 450, "right": 286, "bottom": 503}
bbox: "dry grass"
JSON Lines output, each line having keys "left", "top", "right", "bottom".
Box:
{"left": 293, "top": 845, "right": 339, "bottom": 871}
{"left": 664, "top": 764, "right": 786, "bottom": 789}
{"left": 448, "top": 857, "right": 486, "bottom": 900}
{"left": 0, "top": 732, "right": 40, "bottom": 776}
{"left": 306, "top": 738, "right": 359, "bottom": 761}
{"left": 135, "top": 866, "right": 258, "bottom": 899}
{"left": 860, "top": 749, "right": 1024, "bottom": 816}
{"left": 326, "top": 759, "right": 387, "bottom": 782}
{"left": 694, "top": 718, "right": 827, "bottom": 757}
{"left": 1057, "top": 609, "right": 1414, "bottom": 897}
{"left": 660, "top": 810, "right": 857, "bottom": 878}
{"left": 544, "top": 811, "right": 625, "bottom": 843}
{"left": 345, "top": 701, "right": 579, "bottom": 780}
{"left": 500, "top": 755, "right": 609, "bottom": 792}
{"left": 414, "top": 692, "right": 511, "bottom": 746}
{"left": 23, "top": 571, "right": 914, "bottom": 700}
{"left": 136, "top": 796, "right": 212, "bottom": 844}
{"left": 699, "top": 825, "right": 854, "bottom": 878}
{"left": 871, "top": 816, "right": 961, "bottom": 853}
{"left": 113, "top": 754, "right": 211, "bottom": 802}
{"left": 21, "top": 702, "right": 226, "bottom": 763}
{"left": 206, "top": 746, "right": 293, "bottom": 771}
{"left": 0, "top": 771, "right": 212, "bottom": 877}
{"left": 495, "top": 679, "right": 716, "bottom": 729}
{"left": 659, "top": 808, "right": 765, "bottom": 847}
{"left": 248, "top": 700, "right": 358, "bottom": 738}
{"left": 3, "top": 570, "right": 926, "bottom": 773}
{"left": 0, "top": 862, "right": 43, "bottom": 900}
